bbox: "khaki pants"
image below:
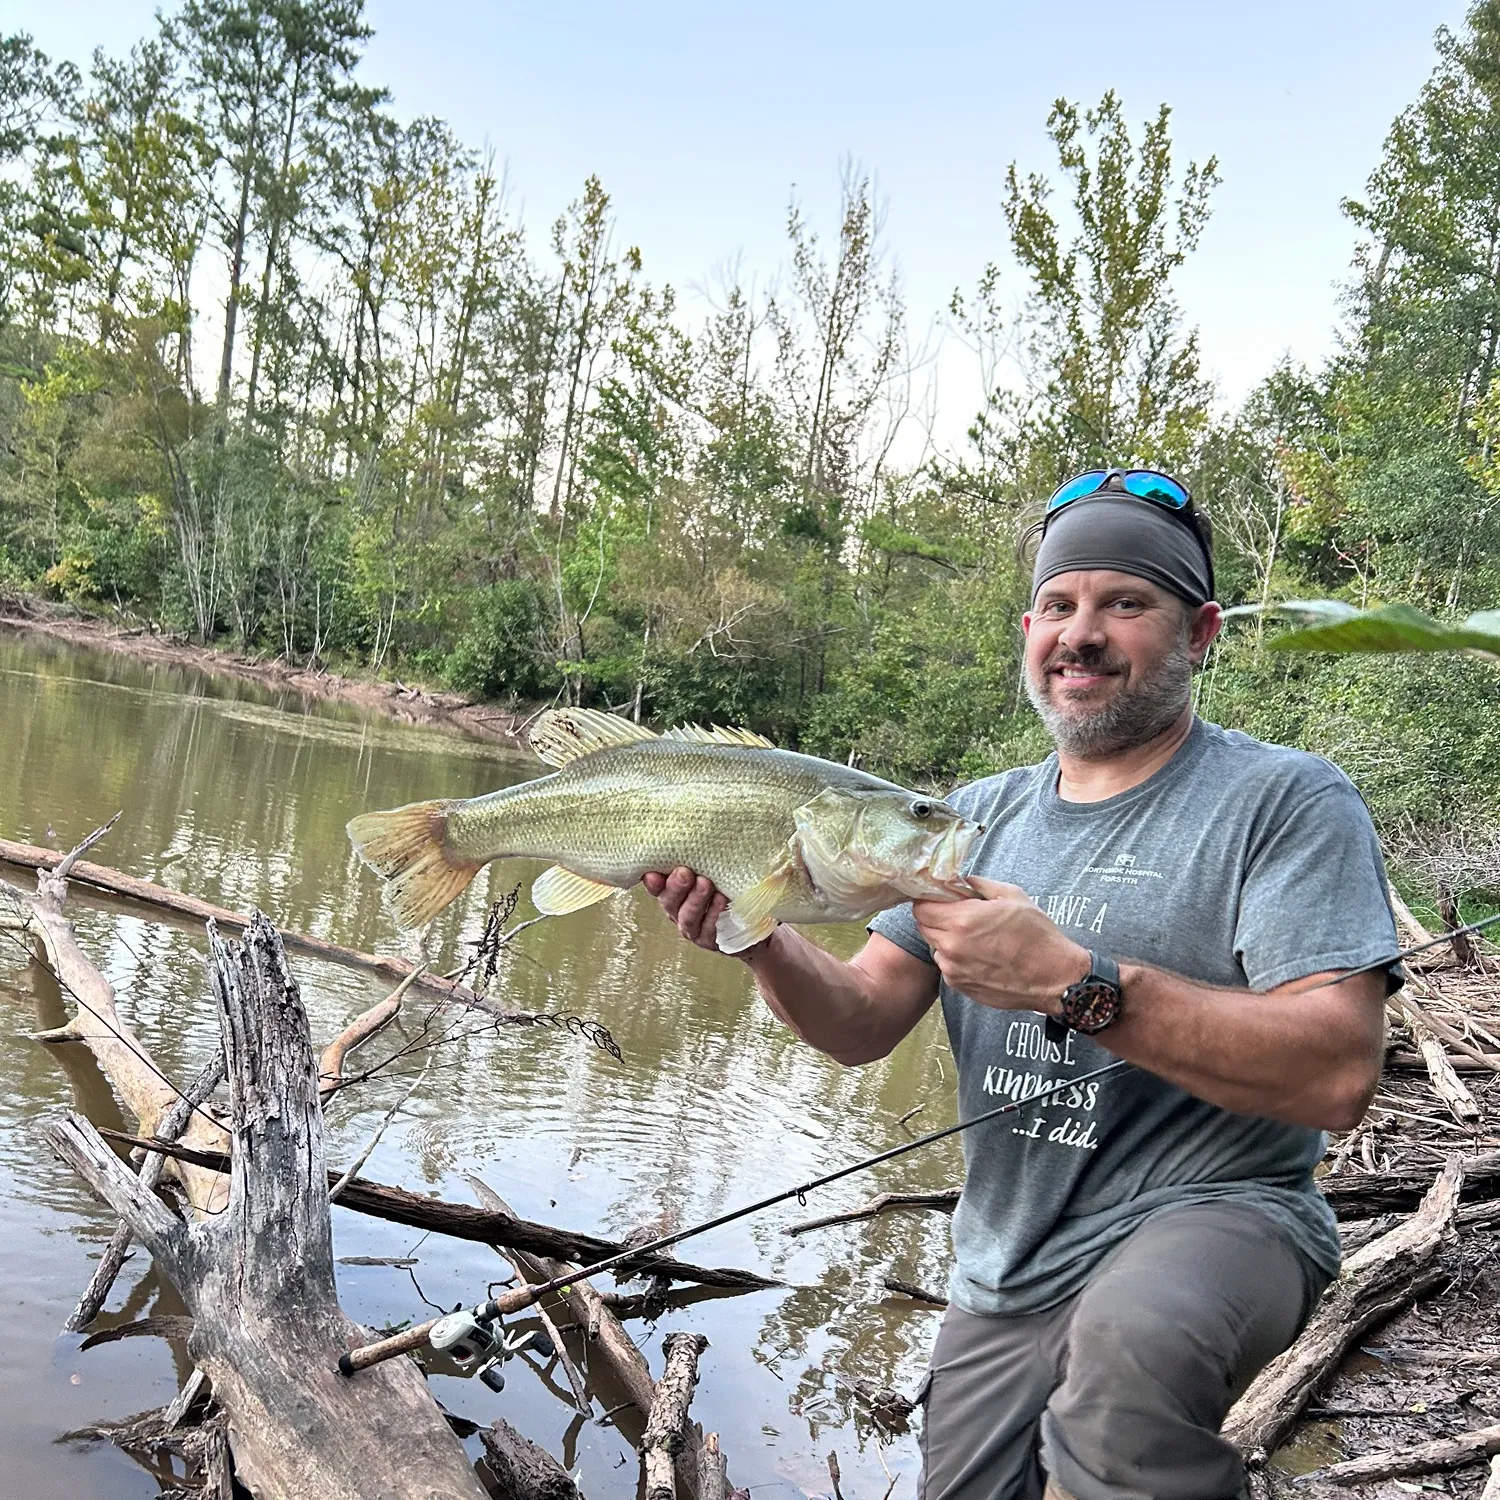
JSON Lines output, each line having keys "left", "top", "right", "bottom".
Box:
{"left": 917, "top": 1201, "right": 1328, "bottom": 1500}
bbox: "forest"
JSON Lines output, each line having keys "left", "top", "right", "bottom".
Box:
{"left": 4, "top": 0, "right": 1500, "bottom": 905}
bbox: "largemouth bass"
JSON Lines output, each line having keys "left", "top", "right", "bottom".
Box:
{"left": 347, "top": 708, "right": 981, "bottom": 953}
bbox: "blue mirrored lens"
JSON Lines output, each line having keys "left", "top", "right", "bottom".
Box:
{"left": 1122, "top": 471, "right": 1189, "bottom": 508}
{"left": 1045, "top": 471, "right": 1108, "bottom": 511}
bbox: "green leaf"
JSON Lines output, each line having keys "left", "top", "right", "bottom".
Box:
{"left": 1228, "top": 600, "right": 1500, "bottom": 658}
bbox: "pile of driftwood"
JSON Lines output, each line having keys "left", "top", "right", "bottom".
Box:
{"left": 2, "top": 823, "right": 772, "bottom": 1500}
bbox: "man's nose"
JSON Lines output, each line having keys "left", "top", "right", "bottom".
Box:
{"left": 1058, "top": 604, "right": 1107, "bottom": 650}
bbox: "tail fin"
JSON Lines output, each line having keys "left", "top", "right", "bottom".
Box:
{"left": 346, "top": 800, "right": 481, "bottom": 929}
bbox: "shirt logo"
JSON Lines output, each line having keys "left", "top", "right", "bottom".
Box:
{"left": 1083, "top": 850, "right": 1165, "bottom": 885}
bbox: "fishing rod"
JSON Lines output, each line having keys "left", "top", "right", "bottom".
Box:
{"left": 337, "top": 1054, "right": 1132, "bottom": 1376}
{"left": 338, "top": 908, "right": 1500, "bottom": 1379}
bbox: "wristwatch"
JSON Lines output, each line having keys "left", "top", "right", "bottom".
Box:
{"left": 1058, "top": 951, "right": 1123, "bottom": 1034}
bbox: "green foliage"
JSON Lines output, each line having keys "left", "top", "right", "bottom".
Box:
{"left": 442, "top": 579, "right": 553, "bottom": 700}
{"left": 1229, "top": 599, "right": 1500, "bottom": 657}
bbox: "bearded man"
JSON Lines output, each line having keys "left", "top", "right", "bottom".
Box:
{"left": 645, "top": 468, "right": 1397, "bottom": 1500}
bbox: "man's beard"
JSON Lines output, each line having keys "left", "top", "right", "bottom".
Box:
{"left": 1025, "top": 639, "right": 1194, "bottom": 760}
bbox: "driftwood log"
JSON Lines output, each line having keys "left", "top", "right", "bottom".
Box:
{"left": 99, "top": 1129, "right": 778, "bottom": 1293}
{"left": 65, "top": 1046, "right": 226, "bottom": 1332}
{"left": 643, "top": 1333, "right": 709, "bottom": 1500}
{"left": 480, "top": 1417, "right": 582, "bottom": 1500}
{"left": 46, "top": 914, "right": 489, "bottom": 1500}
{"left": 1303, "top": 1422, "right": 1500, "bottom": 1486}
{"left": 1223, "top": 1153, "right": 1466, "bottom": 1462}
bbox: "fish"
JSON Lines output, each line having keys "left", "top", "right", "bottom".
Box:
{"left": 346, "top": 708, "right": 982, "bottom": 953}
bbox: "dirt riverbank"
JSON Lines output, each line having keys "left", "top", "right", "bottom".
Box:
{"left": 0, "top": 594, "right": 535, "bottom": 753}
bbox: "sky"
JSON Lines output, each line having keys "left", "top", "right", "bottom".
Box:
{"left": 25, "top": 0, "right": 1472, "bottom": 448}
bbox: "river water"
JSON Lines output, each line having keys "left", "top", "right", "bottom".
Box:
{"left": 0, "top": 626, "right": 961, "bottom": 1500}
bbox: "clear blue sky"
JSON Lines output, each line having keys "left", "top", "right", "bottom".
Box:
{"left": 29, "top": 0, "right": 1471, "bottom": 430}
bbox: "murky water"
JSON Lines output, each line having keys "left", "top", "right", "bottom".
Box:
{"left": 0, "top": 626, "right": 960, "bottom": 1500}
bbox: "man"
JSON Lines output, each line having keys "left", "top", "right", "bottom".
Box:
{"left": 644, "top": 468, "right": 1397, "bottom": 1500}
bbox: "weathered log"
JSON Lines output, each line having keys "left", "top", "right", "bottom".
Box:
{"left": 786, "top": 1189, "right": 960, "bottom": 1235}
{"left": 1, "top": 835, "right": 533, "bottom": 1022}
{"left": 46, "top": 914, "right": 489, "bottom": 1500}
{"left": 97, "top": 1128, "right": 780, "bottom": 1292}
{"left": 1223, "top": 1153, "right": 1465, "bottom": 1463}
{"left": 1385, "top": 1049, "right": 1495, "bottom": 1073}
{"left": 480, "top": 1417, "right": 582, "bottom": 1500}
{"left": 318, "top": 966, "right": 422, "bottom": 1099}
{"left": 1318, "top": 1152, "right": 1500, "bottom": 1218}
{"left": 66, "top": 1047, "right": 226, "bottom": 1332}
{"left": 1300, "top": 1422, "right": 1500, "bottom": 1486}
{"left": 462, "top": 1173, "right": 708, "bottom": 1500}
{"left": 465, "top": 1176, "right": 589, "bottom": 1413}
{"left": 697, "top": 1433, "right": 728, "bottom": 1500}
{"left": 1395, "top": 994, "right": 1483, "bottom": 1121}
{"left": 643, "top": 1333, "right": 708, "bottom": 1500}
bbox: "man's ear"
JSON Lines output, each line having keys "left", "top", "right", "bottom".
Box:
{"left": 1188, "top": 602, "right": 1223, "bottom": 663}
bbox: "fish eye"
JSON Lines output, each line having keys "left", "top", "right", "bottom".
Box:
{"left": 910, "top": 799, "right": 932, "bottom": 819}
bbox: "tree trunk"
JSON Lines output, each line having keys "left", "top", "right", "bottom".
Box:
{"left": 45, "top": 914, "right": 489, "bottom": 1500}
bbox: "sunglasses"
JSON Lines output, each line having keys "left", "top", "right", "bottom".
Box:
{"left": 1045, "top": 468, "right": 1192, "bottom": 516}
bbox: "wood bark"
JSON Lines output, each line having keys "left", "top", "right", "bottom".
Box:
{"left": 697, "top": 1433, "right": 727, "bottom": 1500}
{"left": 66, "top": 1047, "right": 226, "bottom": 1332}
{"left": 1317, "top": 1151, "right": 1499, "bottom": 1218}
{"left": 480, "top": 1417, "right": 581, "bottom": 1500}
{"left": 1307, "top": 1422, "right": 1500, "bottom": 1486}
{"left": 643, "top": 1333, "right": 708, "bottom": 1500}
{"left": 97, "top": 1129, "right": 779, "bottom": 1291}
{"left": 1223, "top": 1154, "right": 1465, "bottom": 1463}
{"left": 46, "top": 914, "right": 489, "bottom": 1500}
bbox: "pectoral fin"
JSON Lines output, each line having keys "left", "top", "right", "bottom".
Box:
{"left": 716, "top": 854, "right": 797, "bottom": 954}
{"left": 531, "top": 865, "right": 620, "bottom": 915}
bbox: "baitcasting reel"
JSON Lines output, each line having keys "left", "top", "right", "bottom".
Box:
{"left": 428, "top": 1305, "right": 554, "bottom": 1392}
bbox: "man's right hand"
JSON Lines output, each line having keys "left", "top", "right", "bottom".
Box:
{"left": 642, "top": 867, "right": 731, "bottom": 952}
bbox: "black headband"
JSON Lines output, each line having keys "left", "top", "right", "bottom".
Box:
{"left": 1031, "top": 494, "right": 1214, "bottom": 608}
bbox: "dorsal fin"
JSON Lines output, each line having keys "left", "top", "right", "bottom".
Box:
{"left": 661, "top": 723, "right": 778, "bottom": 749}
{"left": 529, "top": 708, "right": 657, "bottom": 768}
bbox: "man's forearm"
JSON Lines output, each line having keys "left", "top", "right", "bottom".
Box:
{"left": 1094, "top": 963, "right": 1386, "bottom": 1130}
{"left": 741, "top": 927, "right": 932, "bottom": 1065}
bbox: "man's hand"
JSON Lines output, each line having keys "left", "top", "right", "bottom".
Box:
{"left": 912, "top": 875, "right": 1089, "bottom": 1013}
{"left": 642, "top": 867, "right": 731, "bottom": 953}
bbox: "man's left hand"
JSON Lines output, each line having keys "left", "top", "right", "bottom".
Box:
{"left": 912, "top": 876, "right": 1091, "bottom": 1014}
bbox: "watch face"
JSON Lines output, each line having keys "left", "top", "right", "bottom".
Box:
{"left": 1063, "top": 979, "right": 1120, "bottom": 1034}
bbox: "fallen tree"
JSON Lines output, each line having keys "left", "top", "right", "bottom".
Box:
{"left": 47, "top": 914, "right": 491, "bottom": 1499}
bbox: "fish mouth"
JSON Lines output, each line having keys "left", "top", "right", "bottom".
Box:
{"left": 910, "top": 817, "right": 982, "bottom": 897}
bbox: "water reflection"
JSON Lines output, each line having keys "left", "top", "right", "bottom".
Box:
{"left": 0, "top": 626, "right": 961, "bottom": 1499}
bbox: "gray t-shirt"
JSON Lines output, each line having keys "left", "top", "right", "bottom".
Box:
{"left": 869, "top": 717, "right": 1398, "bottom": 1317}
